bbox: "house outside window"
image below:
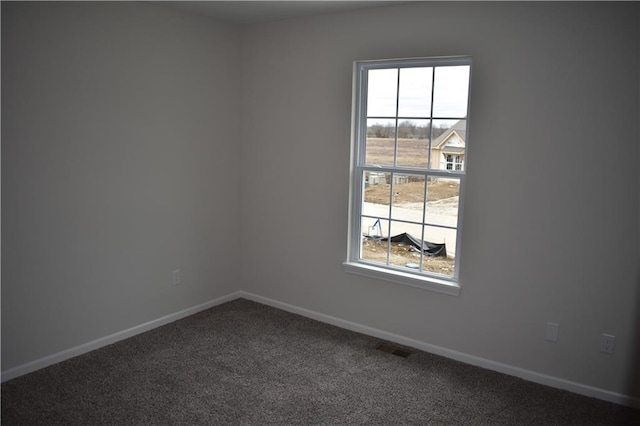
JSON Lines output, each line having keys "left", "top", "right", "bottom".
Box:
{"left": 344, "top": 56, "right": 471, "bottom": 295}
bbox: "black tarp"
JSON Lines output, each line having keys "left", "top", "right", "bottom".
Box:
{"left": 378, "top": 232, "right": 447, "bottom": 257}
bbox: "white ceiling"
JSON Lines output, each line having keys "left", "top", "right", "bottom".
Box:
{"left": 158, "top": 1, "right": 412, "bottom": 24}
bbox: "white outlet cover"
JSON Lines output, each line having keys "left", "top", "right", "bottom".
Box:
{"left": 600, "top": 334, "right": 615, "bottom": 354}
{"left": 545, "top": 322, "right": 559, "bottom": 342}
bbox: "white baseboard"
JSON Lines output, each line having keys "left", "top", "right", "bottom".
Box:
{"left": 237, "top": 291, "right": 640, "bottom": 409}
{"left": 1, "top": 291, "right": 242, "bottom": 383}
{"left": 3, "top": 289, "right": 638, "bottom": 409}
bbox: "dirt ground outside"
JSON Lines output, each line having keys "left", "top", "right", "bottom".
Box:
{"left": 361, "top": 238, "right": 455, "bottom": 275}
{"left": 365, "top": 137, "right": 430, "bottom": 167}
{"left": 365, "top": 179, "right": 459, "bottom": 204}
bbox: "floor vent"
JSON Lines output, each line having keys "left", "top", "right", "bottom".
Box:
{"left": 376, "top": 342, "right": 414, "bottom": 358}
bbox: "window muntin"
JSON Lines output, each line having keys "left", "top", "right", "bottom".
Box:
{"left": 347, "top": 57, "right": 471, "bottom": 289}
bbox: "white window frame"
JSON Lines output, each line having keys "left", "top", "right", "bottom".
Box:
{"left": 344, "top": 56, "right": 472, "bottom": 296}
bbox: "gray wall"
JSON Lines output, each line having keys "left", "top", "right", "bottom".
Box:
{"left": 2, "top": 0, "right": 639, "bottom": 401}
{"left": 2, "top": 2, "right": 241, "bottom": 369}
{"left": 239, "top": 2, "right": 640, "bottom": 397}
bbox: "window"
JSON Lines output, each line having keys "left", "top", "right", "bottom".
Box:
{"left": 344, "top": 57, "right": 471, "bottom": 295}
{"left": 445, "top": 154, "right": 463, "bottom": 171}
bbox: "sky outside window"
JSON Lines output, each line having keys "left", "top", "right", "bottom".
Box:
{"left": 367, "top": 65, "right": 469, "bottom": 120}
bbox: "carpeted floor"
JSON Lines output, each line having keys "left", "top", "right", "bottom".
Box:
{"left": 2, "top": 298, "right": 639, "bottom": 425}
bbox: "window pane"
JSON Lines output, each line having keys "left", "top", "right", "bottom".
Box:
{"left": 365, "top": 118, "right": 395, "bottom": 166}
{"left": 363, "top": 171, "right": 391, "bottom": 218}
{"left": 360, "top": 217, "right": 389, "bottom": 265}
{"left": 432, "top": 65, "right": 470, "bottom": 118}
{"left": 390, "top": 174, "right": 425, "bottom": 222}
{"left": 425, "top": 177, "right": 460, "bottom": 228}
{"left": 388, "top": 221, "right": 424, "bottom": 269}
{"left": 398, "top": 67, "right": 432, "bottom": 118}
{"left": 422, "top": 226, "right": 456, "bottom": 276}
{"left": 430, "top": 119, "right": 466, "bottom": 171}
{"left": 397, "top": 119, "right": 430, "bottom": 168}
{"left": 367, "top": 68, "right": 398, "bottom": 117}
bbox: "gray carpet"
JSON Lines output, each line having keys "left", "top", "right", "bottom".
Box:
{"left": 2, "top": 298, "right": 639, "bottom": 425}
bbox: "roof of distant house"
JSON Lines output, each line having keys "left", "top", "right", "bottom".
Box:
{"left": 433, "top": 120, "right": 466, "bottom": 149}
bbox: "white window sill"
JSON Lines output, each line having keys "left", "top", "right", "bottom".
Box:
{"left": 342, "top": 262, "right": 461, "bottom": 296}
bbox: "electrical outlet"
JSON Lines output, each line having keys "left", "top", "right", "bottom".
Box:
{"left": 600, "top": 334, "right": 615, "bottom": 354}
{"left": 172, "top": 269, "right": 181, "bottom": 286}
{"left": 545, "top": 322, "right": 559, "bottom": 342}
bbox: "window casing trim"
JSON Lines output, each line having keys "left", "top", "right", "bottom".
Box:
{"left": 346, "top": 56, "right": 471, "bottom": 293}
